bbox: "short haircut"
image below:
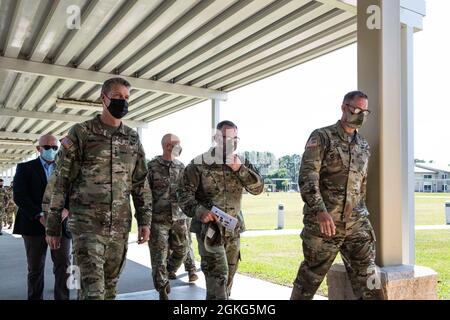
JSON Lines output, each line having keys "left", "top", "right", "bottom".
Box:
{"left": 101, "top": 77, "right": 131, "bottom": 95}
{"left": 343, "top": 91, "right": 368, "bottom": 104}
{"left": 216, "top": 120, "right": 238, "bottom": 130}
{"left": 0, "top": 179, "right": 3, "bottom": 182}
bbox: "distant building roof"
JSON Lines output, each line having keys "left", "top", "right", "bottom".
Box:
{"left": 415, "top": 163, "right": 450, "bottom": 173}
{"left": 414, "top": 167, "right": 436, "bottom": 174}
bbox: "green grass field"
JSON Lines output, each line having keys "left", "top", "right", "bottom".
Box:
{"left": 414, "top": 194, "right": 450, "bottom": 225}
{"left": 240, "top": 192, "right": 450, "bottom": 230}
{"left": 132, "top": 192, "right": 450, "bottom": 233}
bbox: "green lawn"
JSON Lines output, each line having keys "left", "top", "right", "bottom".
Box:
{"left": 240, "top": 192, "right": 450, "bottom": 230}
{"left": 132, "top": 192, "right": 450, "bottom": 232}
{"left": 416, "top": 230, "right": 450, "bottom": 300}
{"left": 415, "top": 194, "right": 450, "bottom": 225}
{"left": 241, "top": 192, "right": 304, "bottom": 230}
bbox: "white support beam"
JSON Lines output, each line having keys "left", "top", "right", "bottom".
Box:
{"left": 0, "top": 56, "right": 228, "bottom": 101}
{"left": 0, "top": 160, "right": 20, "bottom": 164}
{"left": 0, "top": 107, "right": 148, "bottom": 129}
{"left": 137, "top": 127, "right": 143, "bottom": 141}
{"left": 0, "top": 154, "right": 26, "bottom": 160}
{"left": 401, "top": 24, "right": 415, "bottom": 265}
{"left": 400, "top": 0, "right": 426, "bottom": 32}
{"left": 55, "top": 99, "right": 103, "bottom": 112}
{"left": 211, "top": 99, "right": 220, "bottom": 129}
{"left": 0, "top": 131, "right": 61, "bottom": 141}
{"left": 0, "top": 144, "right": 36, "bottom": 151}
{"left": 358, "top": 0, "right": 403, "bottom": 266}
{"left": 0, "top": 139, "right": 34, "bottom": 146}
{"left": 211, "top": 99, "right": 220, "bottom": 143}
{"left": 316, "top": 0, "right": 356, "bottom": 14}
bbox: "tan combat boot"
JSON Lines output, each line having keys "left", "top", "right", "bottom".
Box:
{"left": 168, "top": 271, "right": 177, "bottom": 280}
{"left": 188, "top": 270, "right": 198, "bottom": 282}
{"left": 159, "top": 283, "right": 171, "bottom": 300}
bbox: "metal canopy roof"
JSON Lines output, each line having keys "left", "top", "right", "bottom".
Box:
{"left": 0, "top": 0, "right": 357, "bottom": 170}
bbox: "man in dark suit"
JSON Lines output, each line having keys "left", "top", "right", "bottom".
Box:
{"left": 13, "top": 134, "right": 71, "bottom": 300}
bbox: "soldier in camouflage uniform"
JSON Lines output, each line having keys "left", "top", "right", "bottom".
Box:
{"left": 147, "top": 133, "right": 192, "bottom": 300}
{"left": 167, "top": 217, "right": 199, "bottom": 283}
{"left": 0, "top": 179, "right": 6, "bottom": 235}
{"left": 45, "top": 78, "right": 152, "bottom": 300}
{"left": 4, "top": 183, "right": 16, "bottom": 229}
{"left": 290, "top": 91, "right": 377, "bottom": 300}
{"left": 178, "top": 120, "right": 264, "bottom": 300}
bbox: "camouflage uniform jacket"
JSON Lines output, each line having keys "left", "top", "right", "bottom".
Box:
{"left": 0, "top": 187, "right": 7, "bottom": 215}
{"left": 177, "top": 147, "right": 264, "bottom": 234}
{"left": 147, "top": 156, "right": 186, "bottom": 223}
{"left": 45, "top": 115, "right": 152, "bottom": 237}
{"left": 5, "top": 187, "right": 15, "bottom": 210}
{"left": 299, "top": 120, "right": 370, "bottom": 222}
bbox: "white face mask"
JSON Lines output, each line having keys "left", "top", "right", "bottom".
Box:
{"left": 40, "top": 148, "right": 58, "bottom": 162}
{"left": 171, "top": 144, "right": 182, "bottom": 157}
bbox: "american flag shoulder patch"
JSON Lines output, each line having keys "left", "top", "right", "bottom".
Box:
{"left": 306, "top": 136, "right": 318, "bottom": 148}
{"left": 61, "top": 136, "right": 74, "bottom": 149}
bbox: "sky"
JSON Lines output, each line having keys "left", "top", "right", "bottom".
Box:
{"left": 140, "top": 0, "right": 449, "bottom": 167}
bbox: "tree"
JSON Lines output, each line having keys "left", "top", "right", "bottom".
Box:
{"left": 278, "top": 154, "right": 301, "bottom": 185}
{"left": 267, "top": 168, "right": 289, "bottom": 191}
{"left": 240, "top": 151, "right": 278, "bottom": 177}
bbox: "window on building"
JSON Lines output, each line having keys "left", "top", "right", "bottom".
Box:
{"left": 424, "top": 174, "right": 432, "bottom": 179}
{"left": 443, "top": 185, "right": 448, "bottom": 192}
{"left": 424, "top": 185, "right": 432, "bottom": 192}
{"left": 442, "top": 174, "right": 448, "bottom": 179}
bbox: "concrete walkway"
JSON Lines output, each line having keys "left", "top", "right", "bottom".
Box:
{"left": 415, "top": 225, "right": 450, "bottom": 230}
{"left": 0, "top": 228, "right": 325, "bottom": 300}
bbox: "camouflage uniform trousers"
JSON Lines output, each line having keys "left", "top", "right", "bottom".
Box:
{"left": 149, "top": 219, "right": 188, "bottom": 291}
{"left": 183, "top": 218, "right": 196, "bottom": 272}
{"left": 196, "top": 230, "right": 241, "bottom": 300}
{"left": 72, "top": 232, "right": 128, "bottom": 300}
{"left": 0, "top": 207, "right": 4, "bottom": 232}
{"left": 291, "top": 214, "right": 377, "bottom": 300}
{"left": 4, "top": 206, "right": 15, "bottom": 227}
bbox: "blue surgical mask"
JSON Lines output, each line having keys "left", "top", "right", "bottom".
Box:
{"left": 41, "top": 148, "right": 58, "bottom": 162}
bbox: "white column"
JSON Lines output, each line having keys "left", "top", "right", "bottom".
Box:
{"left": 358, "top": 0, "right": 403, "bottom": 266}
{"left": 211, "top": 99, "right": 220, "bottom": 143}
{"left": 401, "top": 24, "right": 415, "bottom": 265}
{"left": 211, "top": 99, "right": 220, "bottom": 129}
{"left": 137, "top": 127, "right": 143, "bottom": 140}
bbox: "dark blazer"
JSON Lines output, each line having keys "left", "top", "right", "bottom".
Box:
{"left": 12, "top": 158, "right": 71, "bottom": 238}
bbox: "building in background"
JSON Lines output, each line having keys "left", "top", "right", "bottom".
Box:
{"left": 415, "top": 163, "right": 450, "bottom": 193}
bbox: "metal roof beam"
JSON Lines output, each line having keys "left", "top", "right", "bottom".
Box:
{"left": 0, "top": 154, "right": 25, "bottom": 160}
{"left": 0, "top": 56, "right": 227, "bottom": 101}
{"left": 0, "top": 144, "right": 36, "bottom": 151}
{"left": 316, "top": 0, "right": 356, "bottom": 13}
{"left": 0, "top": 131, "right": 61, "bottom": 141}
{"left": 0, "top": 107, "right": 147, "bottom": 129}
{"left": 55, "top": 99, "right": 102, "bottom": 112}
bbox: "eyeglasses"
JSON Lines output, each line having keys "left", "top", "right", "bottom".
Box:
{"left": 345, "top": 104, "right": 371, "bottom": 115}
{"left": 41, "top": 145, "right": 58, "bottom": 151}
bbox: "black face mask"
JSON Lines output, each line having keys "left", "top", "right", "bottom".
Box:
{"left": 106, "top": 97, "right": 129, "bottom": 119}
